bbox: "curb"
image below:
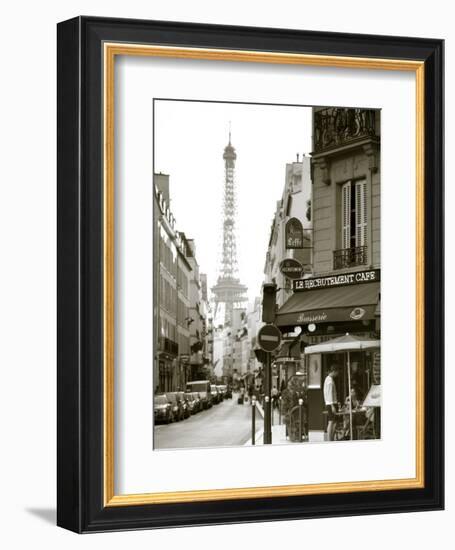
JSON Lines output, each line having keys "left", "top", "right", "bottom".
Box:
{"left": 243, "top": 427, "right": 264, "bottom": 446}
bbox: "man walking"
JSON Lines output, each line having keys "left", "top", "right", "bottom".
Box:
{"left": 323, "top": 364, "right": 340, "bottom": 441}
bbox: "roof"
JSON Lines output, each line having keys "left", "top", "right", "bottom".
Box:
{"left": 275, "top": 281, "right": 380, "bottom": 327}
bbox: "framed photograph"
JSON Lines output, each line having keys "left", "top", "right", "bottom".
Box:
{"left": 57, "top": 16, "right": 444, "bottom": 533}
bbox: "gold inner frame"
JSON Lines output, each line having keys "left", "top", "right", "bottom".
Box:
{"left": 103, "top": 43, "right": 425, "bottom": 506}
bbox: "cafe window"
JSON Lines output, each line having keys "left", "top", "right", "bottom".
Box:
{"left": 341, "top": 179, "right": 367, "bottom": 249}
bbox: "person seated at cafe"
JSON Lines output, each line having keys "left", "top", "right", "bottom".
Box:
{"left": 343, "top": 387, "right": 365, "bottom": 438}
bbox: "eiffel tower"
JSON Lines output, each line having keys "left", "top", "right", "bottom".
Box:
{"left": 211, "top": 129, "right": 248, "bottom": 326}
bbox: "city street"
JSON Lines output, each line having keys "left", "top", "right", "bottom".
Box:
{"left": 154, "top": 393, "right": 264, "bottom": 449}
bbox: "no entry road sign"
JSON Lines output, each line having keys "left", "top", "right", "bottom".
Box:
{"left": 257, "top": 324, "right": 282, "bottom": 353}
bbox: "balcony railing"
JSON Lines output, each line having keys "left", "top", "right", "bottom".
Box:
{"left": 333, "top": 246, "right": 367, "bottom": 270}
{"left": 314, "top": 108, "right": 377, "bottom": 153}
{"left": 159, "top": 337, "right": 179, "bottom": 356}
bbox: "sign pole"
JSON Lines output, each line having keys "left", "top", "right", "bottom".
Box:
{"left": 256, "top": 322, "right": 281, "bottom": 445}
{"left": 263, "top": 352, "right": 272, "bottom": 444}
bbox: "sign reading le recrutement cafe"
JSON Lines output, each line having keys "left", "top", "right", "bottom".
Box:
{"left": 293, "top": 269, "right": 380, "bottom": 292}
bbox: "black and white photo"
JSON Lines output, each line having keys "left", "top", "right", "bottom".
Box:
{"left": 153, "top": 100, "right": 381, "bottom": 449}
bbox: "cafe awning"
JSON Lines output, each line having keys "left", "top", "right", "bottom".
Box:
{"left": 275, "top": 338, "right": 301, "bottom": 361}
{"left": 275, "top": 281, "right": 380, "bottom": 327}
{"left": 304, "top": 333, "right": 380, "bottom": 354}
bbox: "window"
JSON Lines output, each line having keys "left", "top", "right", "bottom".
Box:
{"left": 341, "top": 179, "right": 367, "bottom": 249}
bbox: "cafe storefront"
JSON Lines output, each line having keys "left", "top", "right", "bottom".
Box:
{"left": 275, "top": 269, "right": 381, "bottom": 441}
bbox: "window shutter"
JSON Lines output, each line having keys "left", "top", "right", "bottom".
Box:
{"left": 355, "top": 179, "right": 367, "bottom": 247}
{"left": 341, "top": 181, "right": 351, "bottom": 249}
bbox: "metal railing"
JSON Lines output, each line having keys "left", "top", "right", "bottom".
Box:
{"left": 314, "top": 108, "right": 377, "bottom": 153}
{"left": 333, "top": 246, "right": 367, "bottom": 270}
{"left": 159, "top": 337, "right": 179, "bottom": 356}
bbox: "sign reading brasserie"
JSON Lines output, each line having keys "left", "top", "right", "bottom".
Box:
{"left": 285, "top": 217, "right": 304, "bottom": 249}
{"left": 293, "top": 269, "right": 380, "bottom": 292}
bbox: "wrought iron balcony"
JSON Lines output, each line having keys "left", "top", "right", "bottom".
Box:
{"left": 314, "top": 108, "right": 377, "bottom": 153}
{"left": 333, "top": 246, "right": 367, "bottom": 270}
{"left": 159, "top": 337, "right": 179, "bottom": 356}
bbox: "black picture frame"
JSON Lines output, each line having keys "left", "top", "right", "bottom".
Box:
{"left": 57, "top": 16, "right": 444, "bottom": 533}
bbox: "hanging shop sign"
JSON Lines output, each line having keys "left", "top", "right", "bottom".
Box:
{"left": 285, "top": 217, "right": 304, "bottom": 249}
{"left": 293, "top": 269, "right": 380, "bottom": 292}
{"left": 279, "top": 258, "right": 304, "bottom": 279}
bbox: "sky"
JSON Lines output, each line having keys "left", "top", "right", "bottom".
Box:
{"left": 154, "top": 99, "right": 312, "bottom": 303}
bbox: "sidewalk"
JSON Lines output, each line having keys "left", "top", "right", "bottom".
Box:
{"left": 243, "top": 405, "right": 298, "bottom": 446}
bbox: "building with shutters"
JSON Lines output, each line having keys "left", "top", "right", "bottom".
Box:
{"left": 311, "top": 107, "right": 380, "bottom": 274}
{"left": 274, "top": 107, "right": 381, "bottom": 441}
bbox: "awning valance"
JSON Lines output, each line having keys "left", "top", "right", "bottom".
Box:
{"left": 275, "top": 339, "right": 301, "bottom": 361}
{"left": 275, "top": 281, "right": 380, "bottom": 327}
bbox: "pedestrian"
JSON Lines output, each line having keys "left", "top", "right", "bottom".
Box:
{"left": 271, "top": 385, "right": 279, "bottom": 409}
{"left": 323, "top": 364, "right": 340, "bottom": 441}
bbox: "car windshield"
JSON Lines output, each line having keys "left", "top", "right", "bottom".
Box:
{"left": 155, "top": 395, "right": 167, "bottom": 405}
{"left": 184, "top": 393, "right": 193, "bottom": 400}
{"left": 211, "top": 386, "right": 217, "bottom": 392}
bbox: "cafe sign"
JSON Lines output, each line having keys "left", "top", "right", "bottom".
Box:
{"left": 279, "top": 258, "right": 304, "bottom": 280}
{"left": 285, "top": 217, "right": 304, "bottom": 249}
{"left": 293, "top": 269, "right": 380, "bottom": 292}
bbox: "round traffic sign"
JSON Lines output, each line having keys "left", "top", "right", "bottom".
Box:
{"left": 257, "top": 324, "right": 282, "bottom": 352}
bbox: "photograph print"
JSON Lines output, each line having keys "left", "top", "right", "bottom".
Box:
{"left": 153, "top": 99, "right": 381, "bottom": 450}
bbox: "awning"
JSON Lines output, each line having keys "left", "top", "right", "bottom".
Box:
{"left": 304, "top": 333, "right": 380, "bottom": 354}
{"left": 275, "top": 281, "right": 380, "bottom": 327}
{"left": 275, "top": 339, "right": 301, "bottom": 361}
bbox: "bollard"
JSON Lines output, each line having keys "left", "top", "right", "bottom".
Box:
{"left": 251, "top": 397, "right": 256, "bottom": 445}
{"left": 264, "top": 395, "right": 271, "bottom": 444}
{"left": 298, "top": 398, "right": 303, "bottom": 442}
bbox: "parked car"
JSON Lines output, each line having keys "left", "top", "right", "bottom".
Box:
{"left": 154, "top": 394, "right": 173, "bottom": 424}
{"left": 210, "top": 385, "right": 220, "bottom": 404}
{"left": 192, "top": 392, "right": 203, "bottom": 411}
{"left": 217, "top": 385, "right": 228, "bottom": 400}
{"left": 186, "top": 380, "right": 212, "bottom": 409}
{"left": 166, "top": 392, "right": 185, "bottom": 421}
{"left": 184, "top": 392, "right": 200, "bottom": 414}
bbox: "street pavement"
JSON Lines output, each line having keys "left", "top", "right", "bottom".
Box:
{"left": 154, "top": 393, "right": 264, "bottom": 450}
